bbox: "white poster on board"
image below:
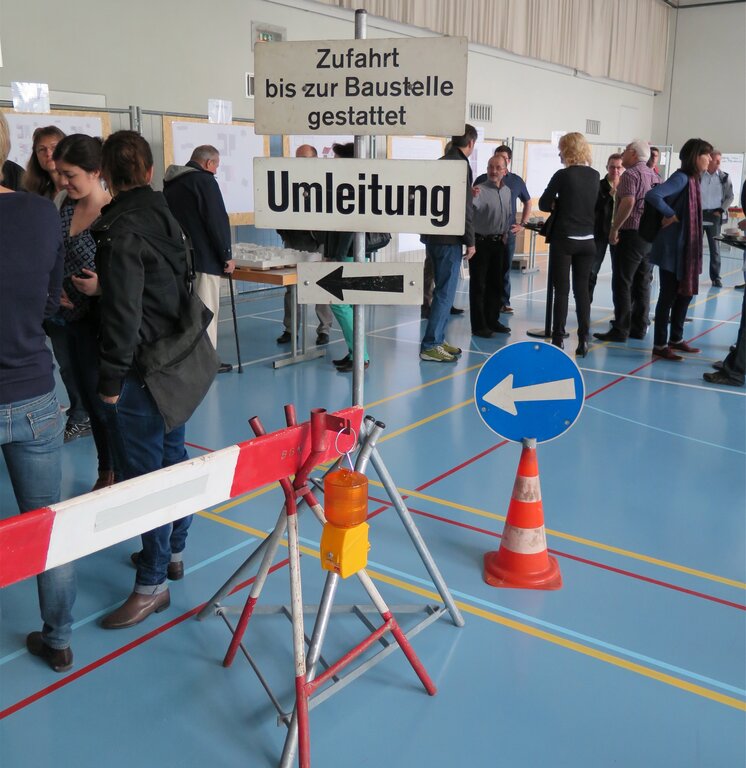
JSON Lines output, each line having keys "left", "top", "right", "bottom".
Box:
{"left": 720, "top": 153, "right": 744, "bottom": 210}
{"left": 4, "top": 113, "right": 103, "bottom": 166}
{"left": 169, "top": 121, "right": 265, "bottom": 215}
{"left": 525, "top": 143, "right": 563, "bottom": 198}
{"left": 388, "top": 136, "right": 445, "bottom": 252}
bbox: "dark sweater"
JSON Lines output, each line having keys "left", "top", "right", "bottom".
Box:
{"left": 539, "top": 165, "right": 600, "bottom": 239}
{"left": 0, "top": 193, "right": 64, "bottom": 403}
{"left": 162, "top": 161, "right": 231, "bottom": 275}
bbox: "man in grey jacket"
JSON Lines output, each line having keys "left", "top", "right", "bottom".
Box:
{"left": 700, "top": 150, "right": 734, "bottom": 287}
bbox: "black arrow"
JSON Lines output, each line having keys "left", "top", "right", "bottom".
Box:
{"left": 317, "top": 265, "right": 404, "bottom": 301}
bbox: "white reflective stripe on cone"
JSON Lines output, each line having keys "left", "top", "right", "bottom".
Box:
{"left": 501, "top": 524, "right": 548, "bottom": 555}
{"left": 512, "top": 475, "right": 541, "bottom": 501}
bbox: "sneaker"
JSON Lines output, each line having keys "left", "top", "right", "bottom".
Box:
{"left": 316, "top": 333, "right": 329, "bottom": 345}
{"left": 64, "top": 419, "right": 91, "bottom": 443}
{"left": 442, "top": 342, "right": 462, "bottom": 357}
{"left": 420, "top": 345, "right": 457, "bottom": 362}
{"left": 276, "top": 331, "right": 292, "bottom": 344}
{"left": 450, "top": 306, "right": 464, "bottom": 315}
{"left": 712, "top": 278, "right": 723, "bottom": 288}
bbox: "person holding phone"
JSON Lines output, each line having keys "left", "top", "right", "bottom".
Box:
{"left": 53, "top": 134, "right": 115, "bottom": 490}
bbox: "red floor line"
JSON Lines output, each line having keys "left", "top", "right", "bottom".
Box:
{"left": 185, "top": 441, "right": 214, "bottom": 453}
{"left": 414, "top": 316, "right": 740, "bottom": 491}
{"left": 367, "top": 496, "right": 745, "bottom": 611}
{"left": 0, "top": 558, "right": 291, "bottom": 721}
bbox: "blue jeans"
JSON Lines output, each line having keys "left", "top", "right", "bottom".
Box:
{"left": 421, "top": 243, "right": 463, "bottom": 350}
{"left": 0, "top": 391, "right": 76, "bottom": 649}
{"left": 101, "top": 374, "right": 190, "bottom": 589}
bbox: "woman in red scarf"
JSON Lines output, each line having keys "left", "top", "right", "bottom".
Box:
{"left": 645, "top": 138, "right": 713, "bottom": 361}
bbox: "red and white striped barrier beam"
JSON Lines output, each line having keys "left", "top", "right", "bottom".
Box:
{"left": 0, "top": 406, "right": 363, "bottom": 590}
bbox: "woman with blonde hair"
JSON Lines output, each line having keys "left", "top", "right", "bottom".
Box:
{"left": 538, "top": 132, "right": 600, "bottom": 356}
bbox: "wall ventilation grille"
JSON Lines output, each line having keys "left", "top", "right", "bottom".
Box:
{"left": 246, "top": 73, "right": 255, "bottom": 99}
{"left": 586, "top": 119, "right": 601, "bottom": 135}
{"left": 469, "top": 102, "right": 493, "bottom": 123}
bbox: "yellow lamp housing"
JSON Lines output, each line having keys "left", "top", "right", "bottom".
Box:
{"left": 320, "top": 522, "right": 370, "bottom": 578}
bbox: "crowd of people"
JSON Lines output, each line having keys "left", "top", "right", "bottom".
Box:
{"left": 421, "top": 125, "right": 744, "bottom": 387}
{"left": 1, "top": 114, "right": 744, "bottom": 674}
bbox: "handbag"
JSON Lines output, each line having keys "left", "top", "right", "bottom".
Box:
{"left": 135, "top": 293, "right": 219, "bottom": 433}
{"left": 539, "top": 213, "right": 556, "bottom": 243}
{"left": 365, "top": 231, "right": 391, "bottom": 254}
{"left": 638, "top": 200, "right": 663, "bottom": 243}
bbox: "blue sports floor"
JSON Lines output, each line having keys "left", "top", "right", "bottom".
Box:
{"left": 1, "top": 246, "right": 744, "bottom": 767}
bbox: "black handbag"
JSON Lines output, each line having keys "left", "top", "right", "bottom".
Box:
{"left": 539, "top": 213, "right": 556, "bottom": 243}
{"left": 135, "top": 293, "right": 219, "bottom": 433}
{"left": 638, "top": 200, "right": 663, "bottom": 243}
{"left": 365, "top": 231, "right": 392, "bottom": 254}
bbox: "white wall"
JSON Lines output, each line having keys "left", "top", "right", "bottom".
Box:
{"left": 1, "top": 0, "right": 655, "bottom": 145}
{"left": 652, "top": 3, "right": 746, "bottom": 154}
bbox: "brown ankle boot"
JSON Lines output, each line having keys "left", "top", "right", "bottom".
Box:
{"left": 101, "top": 590, "right": 170, "bottom": 629}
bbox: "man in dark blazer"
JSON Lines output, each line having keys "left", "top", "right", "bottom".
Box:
{"left": 164, "top": 145, "right": 235, "bottom": 372}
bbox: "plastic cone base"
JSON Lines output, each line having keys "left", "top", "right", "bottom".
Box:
{"left": 483, "top": 550, "right": 562, "bottom": 590}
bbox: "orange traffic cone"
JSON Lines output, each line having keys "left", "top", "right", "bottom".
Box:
{"left": 483, "top": 442, "right": 562, "bottom": 589}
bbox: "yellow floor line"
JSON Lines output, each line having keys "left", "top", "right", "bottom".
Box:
{"left": 196, "top": 509, "right": 745, "bottom": 711}
{"left": 369, "top": 481, "right": 746, "bottom": 590}
{"left": 377, "top": 399, "right": 473, "bottom": 443}
{"left": 366, "top": 363, "right": 482, "bottom": 409}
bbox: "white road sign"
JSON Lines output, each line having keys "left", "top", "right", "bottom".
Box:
{"left": 254, "top": 37, "right": 468, "bottom": 136}
{"left": 297, "top": 262, "right": 423, "bottom": 305}
{"left": 253, "top": 157, "right": 467, "bottom": 234}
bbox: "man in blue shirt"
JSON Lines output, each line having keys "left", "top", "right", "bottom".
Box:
{"left": 474, "top": 145, "right": 531, "bottom": 314}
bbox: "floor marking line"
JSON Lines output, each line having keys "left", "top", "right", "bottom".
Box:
{"left": 366, "top": 499, "right": 746, "bottom": 610}
{"left": 0, "top": 559, "right": 291, "bottom": 721}
{"left": 362, "top": 570, "right": 746, "bottom": 710}
{"left": 580, "top": 367, "right": 746, "bottom": 396}
{"left": 367, "top": 482, "right": 746, "bottom": 590}
{"left": 377, "top": 399, "right": 474, "bottom": 442}
{"left": 584, "top": 404, "right": 746, "bottom": 453}
{"left": 366, "top": 364, "right": 482, "bottom": 409}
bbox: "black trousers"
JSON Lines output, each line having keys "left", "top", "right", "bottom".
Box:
{"left": 723, "top": 289, "right": 746, "bottom": 383}
{"left": 549, "top": 236, "right": 595, "bottom": 340}
{"left": 469, "top": 236, "right": 505, "bottom": 333}
{"left": 653, "top": 268, "right": 693, "bottom": 348}
{"left": 611, "top": 229, "right": 652, "bottom": 337}
{"left": 589, "top": 239, "right": 617, "bottom": 303}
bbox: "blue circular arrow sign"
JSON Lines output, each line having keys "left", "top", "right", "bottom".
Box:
{"left": 474, "top": 341, "right": 585, "bottom": 443}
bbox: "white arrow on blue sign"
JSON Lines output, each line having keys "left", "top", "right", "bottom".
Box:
{"left": 474, "top": 341, "right": 585, "bottom": 443}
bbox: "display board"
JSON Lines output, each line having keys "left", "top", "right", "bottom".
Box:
{"left": 524, "top": 141, "right": 563, "bottom": 199}
{"left": 1, "top": 109, "right": 110, "bottom": 167}
{"left": 387, "top": 135, "right": 446, "bottom": 253}
{"left": 720, "top": 153, "right": 744, "bottom": 210}
{"left": 471, "top": 138, "right": 505, "bottom": 178}
{"left": 163, "top": 116, "right": 269, "bottom": 225}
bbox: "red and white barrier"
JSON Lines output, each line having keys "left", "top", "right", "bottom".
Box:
{"left": 0, "top": 406, "right": 363, "bottom": 589}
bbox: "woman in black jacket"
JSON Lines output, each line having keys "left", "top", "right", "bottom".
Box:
{"left": 539, "top": 132, "right": 600, "bottom": 356}
{"left": 93, "top": 131, "right": 192, "bottom": 630}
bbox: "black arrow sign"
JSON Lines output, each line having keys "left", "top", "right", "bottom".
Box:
{"left": 317, "top": 265, "right": 405, "bottom": 301}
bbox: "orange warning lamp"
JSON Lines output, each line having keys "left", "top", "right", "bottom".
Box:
{"left": 321, "top": 468, "right": 370, "bottom": 578}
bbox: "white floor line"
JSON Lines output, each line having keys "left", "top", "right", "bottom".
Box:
{"left": 580, "top": 366, "right": 746, "bottom": 396}
{"left": 584, "top": 403, "right": 746, "bottom": 454}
